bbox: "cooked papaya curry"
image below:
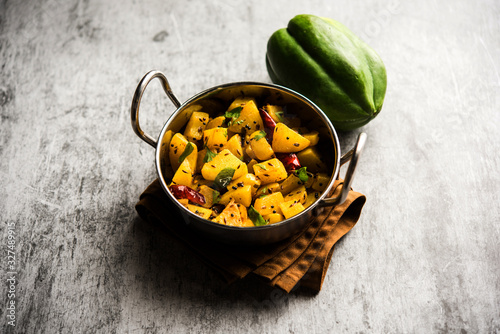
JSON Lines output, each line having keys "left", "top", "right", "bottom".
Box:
{"left": 163, "top": 96, "right": 333, "bottom": 227}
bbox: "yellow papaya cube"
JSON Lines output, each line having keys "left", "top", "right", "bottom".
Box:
{"left": 171, "top": 159, "right": 194, "bottom": 187}
{"left": 263, "top": 104, "right": 284, "bottom": 123}
{"left": 205, "top": 115, "right": 226, "bottom": 130}
{"left": 226, "top": 128, "right": 238, "bottom": 140}
{"left": 243, "top": 133, "right": 252, "bottom": 146}
{"left": 203, "top": 127, "right": 228, "bottom": 151}
{"left": 272, "top": 123, "right": 310, "bottom": 153}
{"left": 219, "top": 185, "right": 253, "bottom": 207}
{"left": 255, "top": 182, "right": 281, "bottom": 198}
{"left": 177, "top": 198, "right": 189, "bottom": 207}
{"left": 252, "top": 158, "right": 288, "bottom": 184}
{"left": 263, "top": 213, "right": 284, "bottom": 224}
{"left": 304, "top": 172, "right": 315, "bottom": 188}
{"left": 161, "top": 130, "right": 175, "bottom": 148}
{"left": 312, "top": 173, "right": 330, "bottom": 192}
{"left": 302, "top": 131, "right": 319, "bottom": 146}
{"left": 253, "top": 192, "right": 284, "bottom": 216}
{"left": 227, "top": 173, "right": 261, "bottom": 196}
{"left": 227, "top": 96, "right": 255, "bottom": 111}
{"left": 304, "top": 191, "right": 322, "bottom": 208}
{"left": 242, "top": 218, "right": 256, "bottom": 227}
{"left": 192, "top": 175, "right": 212, "bottom": 189}
{"left": 197, "top": 185, "right": 220, "bottom": 208}
{"left": 247, "top": 159, "right": 258, "bottom": 173}
{"left": 236, "top": 203, "right": 248, "bottom": 221}
{"left": 279, "top": 200, "right": 306, "bottom": 219}
{"left": 197, "top": 147, "right": 219, "bottom": 172}
{"left": 169, "top": 133, "right": 198, "bottom": 172}
{"left": 223, "top": 134, "right": 244, "bottom": 160}
{"left": 183, "top": 142, "right": 198, "bottom": 171}
{"left": 284, "top": 185, "right": 308, "bottom": 205}
{"left": 183, "top": 111, "right": 209, "bottom": 142}
{"left": 160, "top": 130, "right": 175, "bottom": 180}
{"left": 186, "top": 204, "right": 212, "bottom": 220}
{"left": 201, "top": 149, "right": 247, "bottom": 181}
{"left": 196, "top": 148, "right": 206, "bottom": 173}
{"left": 249, "top": 130, "right": 274, "bottom": 160}
{"left": 242, "top": 133, "right": 251, "bottom": 154}
{"left": 227, "top": 98, "right": 264, "bottom": 134}
{"left": 244, "top": 144, "right": 257, "bottom": 160}
{"left": 213, "top": 200, "right": 243, "bottom": 226}
{"left": 296, "top": 147, "right": 328, "bottom": 173}
{"left": 279, "top": 173, "right": 304, "bottom": 195}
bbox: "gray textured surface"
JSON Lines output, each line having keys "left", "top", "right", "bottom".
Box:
{"left": 1, "top": 0, "right": 499, "bottom": 333}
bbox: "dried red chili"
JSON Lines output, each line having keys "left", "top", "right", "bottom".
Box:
{"left": 169, "top": 185, "right": 206, "bottom": 206}
{"left": 259, "top": 108, "right": 277, "bottom": 142}
{"left": 259, "top": 108, "right": 277, "bottom": 130}
{"left": 276, "top": 153, "right": 301, "bottom": 173}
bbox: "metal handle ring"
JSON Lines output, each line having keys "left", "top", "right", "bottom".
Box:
{"left": 131, "top": 70, "right": 181, "bottom": 147}
{"left": 320, "top": 132, "right": 367, "bottom": 207}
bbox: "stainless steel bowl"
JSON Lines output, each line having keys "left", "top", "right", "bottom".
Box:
{"left": 131, "top": 70, "right": 366, "bottom": 246}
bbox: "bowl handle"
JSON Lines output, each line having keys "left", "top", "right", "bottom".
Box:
{"left": 131, "top": 70, "right": 181, "bottom": 148}
{"left": 320, "top": 132, "right": 367, "bottom": 207}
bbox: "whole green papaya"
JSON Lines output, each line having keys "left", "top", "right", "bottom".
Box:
{"left": 266, "top": 14, "right": 387, "bottom": 131}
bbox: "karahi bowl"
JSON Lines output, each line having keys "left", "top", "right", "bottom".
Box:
{"left": 131, "top": 70, "right": 366, "bottom": 246}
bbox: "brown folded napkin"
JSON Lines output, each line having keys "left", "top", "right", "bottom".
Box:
{"left": 135, "top": 179, "right": 366, "bottom": 293}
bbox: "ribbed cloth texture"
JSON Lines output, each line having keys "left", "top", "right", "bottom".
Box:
{"left": 136, "top": 179, "right": 366, "bottom": 293}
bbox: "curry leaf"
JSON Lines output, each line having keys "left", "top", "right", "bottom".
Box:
{"left": 295, "top": 167, "right": 309, "bottom": 183}
{"left": 248, "top": 206, "right": 267, "bottom": 226}
{"left": 253, "top": 130, "right": 267, "bottom": 141}
{"left": 212, "top": 190, "right": 220, "bottom": 204}
{"left": 178, "top": 142, "right": 194, "bottom": 164}
{"left": 224, "top": 106, "right": 242, "bottom": 120}
{"left": 275, "top": 111, "right": 284, "bottom": 122}
{"left": 213, "top": 167, "right": 235, "bottom": 190}
{"left": 255, "top": 163, "right": 267, "bottom": 170}
{"left": 257, "top": 186, "right": 268, "bottom": 198}
{"left": 203, "top": 146, "right": 217, "bottom": 163}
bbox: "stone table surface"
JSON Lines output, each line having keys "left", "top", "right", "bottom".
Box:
{"left": 1, "top": 0, "right": 499, "bottom": 333}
